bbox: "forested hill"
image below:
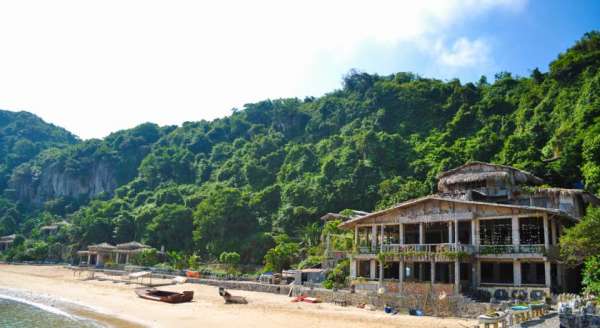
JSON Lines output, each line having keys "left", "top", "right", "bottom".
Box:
{"left": 0, "top": 110, "right": 78, "bottom": 193}
{"left": 0, "top": 31, "right": 599, "bottom": 265}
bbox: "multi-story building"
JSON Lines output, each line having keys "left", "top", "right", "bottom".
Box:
{"left": 339, "top": 162, "right": 599, "bottom": 296}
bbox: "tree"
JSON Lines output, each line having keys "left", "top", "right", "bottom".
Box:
{"left": 263, "top": 234, "right": 299, "bottom": 272}
{"left": 219, "top": 251, "right": 240, "bottom": 273}
{"left": 146, "top": 204, "right": 193, "bottom": 251}
{"left": 560, "top": 207, "right": 600, "bottom": 265}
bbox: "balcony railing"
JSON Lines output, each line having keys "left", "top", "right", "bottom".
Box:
{"left": 356, "top": 243, "right": 558, "bottom": 258}
{"left": 477, "top": 244, "right": 555, "bottom": 256}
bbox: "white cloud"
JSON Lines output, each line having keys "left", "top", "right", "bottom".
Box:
{"left": 434, "top": 37, "right": 492, "bottom": 68}
{"left": 0, "top": 0, "right": 526, "bottom": 138}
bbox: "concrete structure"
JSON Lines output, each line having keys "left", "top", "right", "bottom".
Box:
{"left": 77, "top": 241, "right": 152, "bottom": 266}
{"left": 0, "top": 234, "right": 16, "bottom": 252}
{"left": 39, "top": 221, "right": 70, "bottom": 237}
{"left": 340, "top": 162, "right": 600, "bottom": 297}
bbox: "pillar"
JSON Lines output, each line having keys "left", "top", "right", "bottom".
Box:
{"left": 557, "top": 263, "right": 563, "bottom": 292}
{"left": 473, "top": 259, "right": 480, "bottom": 288}
{"left": 454, "top": 260, "right": 460, "bottom": 293}
{"left": 371, "top": 225, "right": 377, "bottom": 251}
{"left": 399, "top": 223, "right": 404, "bottom": 245}
{"left": 370, "top": 260, "right": 376, "bottom": 280}
{"left": 399, "top": 260, "right": 404, "bottom": 291}
{"left": 551, "top": 218, "right": 558, "bottom": 245}
{"left": 447, "top": 222, "right": 453, "bottom": 244}
{"left": 545, "top": 261, "right": 551, "bottom": 288}
{"left": 471, "top": 219, "right": 479, "bottom": 246}
{"left": 354, "top": 226, "right": 358, "bottom": 246}
{"left": 350, "top": 259, "right": 357, "bottom": 278}
{"left": 419, "top": 223, "right": 424, "bottom": 244}
{"left": 514, "top": 260, "right": 522, "bottom": 286}
{"left": 454, "top": 219, "right": 459, "bottom": 245}
{"left": 430, "top": 261, "right": 436, "bottom": 285}
{"left": 512, "top": 216, "right": 520, "bottom": 247}
{"left": 380, "top": 224, "right": 385, "bottom": 251}
{"left": 543, "top": 214, "right": 550, "bottom": 250}
{"left": 125, "top": 253, "right": 130, "bottom": 264}
{"left": 87, "top": 253, "right": 90, "bottom": 265}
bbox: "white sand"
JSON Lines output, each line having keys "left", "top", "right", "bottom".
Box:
{"left": 0, "top": 264, "right": 476, "bottom": 328}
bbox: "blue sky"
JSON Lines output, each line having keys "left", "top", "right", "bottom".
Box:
{"left": 0, "top": 0, "right": 597, "bottom": 139}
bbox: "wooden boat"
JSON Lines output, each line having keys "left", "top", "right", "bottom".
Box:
{"left": 135, "top": 288, "right": 194, "bottom": 303}
{"left": 219, "top": 287, "right": 248, "bottom": 304}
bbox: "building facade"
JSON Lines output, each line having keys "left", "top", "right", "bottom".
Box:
{"left": 340, "top": 162, "right": 599, "bottom": 296}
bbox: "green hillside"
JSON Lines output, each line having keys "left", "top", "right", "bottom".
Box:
{"left": 1, "top": 31, "right": 599, "bottom": 267}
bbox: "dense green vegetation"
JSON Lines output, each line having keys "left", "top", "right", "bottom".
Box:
{"left": 0, "top": 32, "right": 599, "bottom": 286}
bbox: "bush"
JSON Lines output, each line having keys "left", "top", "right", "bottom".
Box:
{"left": 130, "top": 249, "right": 159, "bottom": 267}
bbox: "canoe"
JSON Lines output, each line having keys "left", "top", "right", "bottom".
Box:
{"left": 135, "top": 288, "right": 193, "bottom": 303}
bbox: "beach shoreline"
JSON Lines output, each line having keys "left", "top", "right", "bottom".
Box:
{"left": 0, "top": 264, "right": 476, "bottom": 328}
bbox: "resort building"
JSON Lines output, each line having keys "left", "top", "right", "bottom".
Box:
{"left": 77, "top": 241, "right": 152, "bottom": 266}
{"left": 0, "top": 234, "right": 16, "bottom": 252}
{"left": 340, "top": 162, "right": 600, "bottom": 297}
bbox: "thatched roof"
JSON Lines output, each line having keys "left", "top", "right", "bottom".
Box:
{"left": 88, "top": 242, "right": 116, "bottom": 250}
{"left": 338, "top": 195, "right": 567, "bottom": 229}
{"left": 437, "top": 161, "right": 543, "bottom": 191}
{"left": 320, "top": 210, "right": 370, "bottom": 221}
{"left": 530, "top": 187, "right": 600, "bottom": 206}
{"left": 116, "top": 241, "right": 150, "bottom": 250}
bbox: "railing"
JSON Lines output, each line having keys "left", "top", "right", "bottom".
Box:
{"left": 380, "top": 243, "right": 475, "bottom": 254}
{"left": 477, "top": 244, "right": 549, "bottom": 255}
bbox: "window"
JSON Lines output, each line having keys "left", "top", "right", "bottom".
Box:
{"left": 522, "top": 262, "right": 545, "bottom": 285}
{"left": 519, "top": 218, "right": 544, "bottom": 245}
{"left": 383, "top": 225, "right": 400, "bottom": 244}
{"left": 481, "top": 262, "right": 513, "bottom": 284}
{"left": 358, "top": 260, "right": 371, "bottom": 278}
{"left": 480, "top": 219, "right": 512, "bottom": 245}
{"left": 404, "top": 224, "right": 419, "bottom": 244}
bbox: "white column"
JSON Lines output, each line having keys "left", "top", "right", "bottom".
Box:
{"left": 545, "top": 261, "right": 551, "bottom": 288}
{"left": 125, "top": 253, "right": 129, "bottom": 264}
{"left": 399, "top": 223, "right": 404, "bottom": 245}
{"left": 371, "top": 225, "right": 377, "bottom": 251}
{"left": 543, "top": 214, "right": 550, "bottom": 250}
{"left": 447, "top": 222, "right": 453, "bottom": 243}
{"left": 370, "top": 260, "right": 376, "bottom": 279}
{"left": 474, "top": 260, "right": 480, "bottom": 287}
{"left": 454, "top": 219, "right": 459, "bottom": 245}
{"left": 551, "top": 218, "right": 558, "bottom": 245}
{"left": 514, "top": 260, "right": 522, "bottom": 286}
{"left": 380, "top": 225, "right": 385, "bottom": 252}
{"left": 471, "top": 220, "right": 476, "bottom": 245}
{"left": 399, "top": 260, "right": 404, "bottom": 291}
{"left": 557, "top": 263, "right": 564, "bottom": 292}
{"left": 430, "top": 261, "right": 435, "bottom": 285}
{"left": 512, "top": 216, "right": 520, "bottom": 247}
{"left": 454, "top": 260, "right": 460, "bottom": 293}
{"left": 419, "top": 223, "right": 424, "bottom": 244}
{"left": 350, "top": 259, "right": 357, "bottom": 278}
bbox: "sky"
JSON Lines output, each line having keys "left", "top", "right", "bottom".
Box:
{"left": 0, "top": 0, "right": 598, "bottom": 139}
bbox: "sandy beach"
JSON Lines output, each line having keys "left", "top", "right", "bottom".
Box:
{"left": 0, "top": 264, "right": 476, "bottom": 328}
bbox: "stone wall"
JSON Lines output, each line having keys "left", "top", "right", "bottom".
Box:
{"left": 186, "top": 278, "right": 292, "bottom": 295}
{"left": 291, "top": 285, "right": 489, "bottom": 318}
{"left": 183, "top": 277, "right": 489, "bottom": 318}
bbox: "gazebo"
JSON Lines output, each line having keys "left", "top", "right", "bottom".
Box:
{"left": 77, "top": 241, "right": 152, "bottom": 266}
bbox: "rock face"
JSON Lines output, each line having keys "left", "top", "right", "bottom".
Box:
{"left": 8, "top": 160, "right": 118, "bottom": 205}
